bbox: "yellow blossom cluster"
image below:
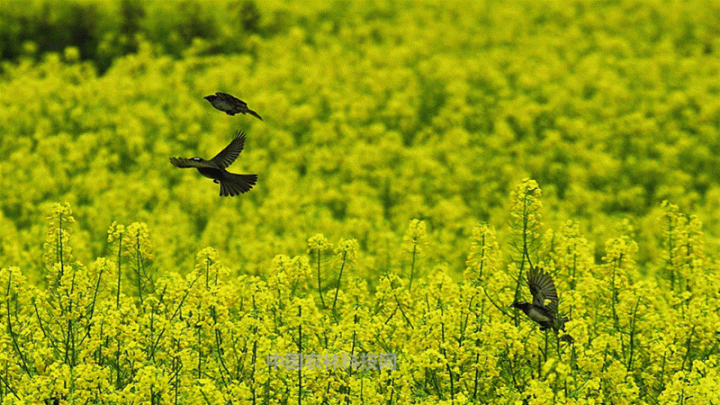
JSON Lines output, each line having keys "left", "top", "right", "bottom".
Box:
{"left": 1, "top": 185, "right": 718, "bottom": 403}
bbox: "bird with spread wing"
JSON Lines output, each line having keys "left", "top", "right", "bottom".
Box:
{"left": 170, "top": 131, "right": 258, "bottom": 197}
{"left": 511, "top": 267, "right": 572, "bottom": 341}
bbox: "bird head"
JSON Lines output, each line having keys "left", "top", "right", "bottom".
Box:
{"left": 203, "top": 95, "right": 217, "bottom": 102}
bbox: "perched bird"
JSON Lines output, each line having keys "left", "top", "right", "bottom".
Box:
{"left": 204, "top": 92, "right": 262, "bottom": 120}
{"left": 511, "top": 267, "right": 571, "bottom": 340}
{"left": 170, "top": 131, "right": 258, "bottom": 197}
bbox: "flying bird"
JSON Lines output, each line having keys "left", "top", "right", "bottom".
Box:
{"left": 511, "top": 267, "right": 572, "bottom": 340}
{"left": 170, "top": 131, "right": 258, "bottom": 196}
{"left": 204, "top": 92, "right": 262, "bottom": 120}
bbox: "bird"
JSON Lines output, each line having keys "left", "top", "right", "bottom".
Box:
{"left": 511, "top": 267, "right": 572, "bottom": 340}
{"left": 204, "top": 92, "right": 262, "bottom": 120}
{"left": 170, "top": 131, "right": 258, "bottom": 196}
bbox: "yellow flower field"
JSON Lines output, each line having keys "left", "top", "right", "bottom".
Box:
{"left": 1, "top": 0, "right": 720, "bottom": 403}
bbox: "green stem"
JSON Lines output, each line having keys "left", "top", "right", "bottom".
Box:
{"left": 440, "top": 314, "right": 455, "bottom": 404}
{"left": 135, "top": 229, "right": 144, "bottom": 306}
{"left": 116, "top": 233, "right": 122, "bottom": 309}
{"left": 332, "top": 251, "right": 347, "bottom": 320}
{"left": 627, "top": 298, "right": 641, "bottom": 371}
{"left": 0, "top": 373, "right": 20, "bottom": 400}
{"left": 33, "top": 298, "right": 60, "bottom": 357}
{"left": 409, "top": 241, "right": 417, "bottom": 291}
{"left": 316, "top": 249, "right": 326, "bottom": 309}
{"left": 478, "top": 231, "right": 486, "bottom": 281}
{"left": 666, "top": 214, "right": 675, "bottom": 291}
{"left": 57, "top": 214, "right": 65, "bottom": 280}
{"left": 197, "top": 324, "right": 202, "bottom": 379}
{"left": 681, "top": 326, "right": 696, "bottom": 372}
{"left": 149, "top": 275, "right": 198, "bottom": 357}
{"left": 611, "top": 253, "right": 623, "bottom": 331}
{"left": 205, "top": 256, "right": 211, "bottom": 289}
{"left": 6, "top": 273, "right": 31, "bottom": 376}
{"left": 115, "top": 339, "right": 122, "bottom": 388}
{"left": 297, "top": 305, "right": 303, "bottom": 405}
{"left": 394, "top": 294, "right": 414, "bottom": 329}
{"left": 472, "top": 298, "right": 485, "bottom": 401}
{"left": 211, "top": 306, "right": 231, "bottom": 387}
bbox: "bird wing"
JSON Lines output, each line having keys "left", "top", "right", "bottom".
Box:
{"left": 210, "top": 131, "right": 246, "bottom": 169}
{"left": 527, "top": 267, "right": 559, "bottom": 314}
{"left": 216, "top": 92, "right": 246, "bottom": 107}
{"left": 527, "top": 305, "right": 554, "bottom": 324}
{"left": 169, "top": 157, "right": 216, "bottom": 169}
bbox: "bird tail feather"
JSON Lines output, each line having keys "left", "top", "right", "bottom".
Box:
{"left": 219, "top": 173, "right": 258, "bottom": 196}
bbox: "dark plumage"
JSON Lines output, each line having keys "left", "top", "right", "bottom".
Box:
{"left": 170, "top": 131, "right": 258, "bottom": 197}
{"left": 204, "top": 92, "right": 262, "bottom": 120}
{"left": 511, "top": 267, "right": 571, "bottom": 340}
